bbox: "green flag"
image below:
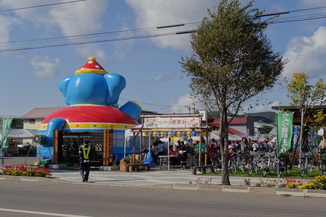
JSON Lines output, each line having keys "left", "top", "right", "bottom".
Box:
{"left": 2, "top": 118, "right": 13, "bottom": 149}
{"left": 277, "top": 113, "right": 293, "bottom": 155}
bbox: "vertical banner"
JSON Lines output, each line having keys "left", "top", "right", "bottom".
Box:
{"left": 245, "top": 128, "right": 249, "bottom": 138}
{"left": 292, "top": 125, "right": 300, "bottom": 152}
{"left": 309, "top": 126, "right": 319, "bottom": 152}
{"left": 255, "top": 130, "right": 261, "bottom": 141}
{"left": 277, "top": 113, "right": 293, "bottom": 155}
{"left": 2, "top": 118, "right": 13, "bottom": 148}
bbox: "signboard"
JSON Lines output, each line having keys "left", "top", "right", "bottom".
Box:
{"left": 61, "top": 132, "right": 104, "bottom": 164}
{"left": 2, "top": 118, "right": 13, "bottom": 148}
{"left": 277, "top": 112, "right": 293, "bottom": 155}
{"left": 143, "top": 117, "right": 201, "bottom": 128}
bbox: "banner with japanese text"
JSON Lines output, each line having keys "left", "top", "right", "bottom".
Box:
{"left": 2, "top": 118, "right": 13, "bottom": 148}
{"left": 277, "top": 113, "right": 293, "bottom": 155}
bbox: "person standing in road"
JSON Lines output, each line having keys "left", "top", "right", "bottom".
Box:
{"left": 79, "top": 138, "right": 92, "bottom": 182}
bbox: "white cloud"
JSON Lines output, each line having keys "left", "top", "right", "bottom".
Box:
{"left": 0, "top": 0, "right": 109, "bottom": 58}
{"left": 283, "top": 26, "right": 326, "bottom": 79}
{"left": 111, "top": 26, "right": 134, "bottom": 60}
{"left": 301, "top": 0, "right": 325, "bottom": 6}
{"left": 0, "top": 15, "right": 18, "bottom": 44}
{"left": 75, "top": 44, "right": 107, "bottom": 61}
{"left": 125, "top": 0, "right": 218, "bottom": 50}
{"left": 30, "top": 55, "right": 60, "bottom": 78}
{"left": 48, "top": 0, "right": 108, "bottom": 58}
{"left": 171, "top": 94, "right": 201, "bottom": 113}
{"left": 152, "top": 73, "right": 173, "bottom": 82}
{"left": 49, "top": 1, "right": 108, "bottom": 36}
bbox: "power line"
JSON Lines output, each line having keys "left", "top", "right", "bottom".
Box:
{"left": 0, "top": 0, "right": 87, "bottom": 13}
{"left": 0, "top": 5, "right": 326, "bottom": 53}
{"left": 0, "top": 21, "right": 200, "bottom": 46}
{"left": 0, "top": 31, "right": 184, "bottom": 52}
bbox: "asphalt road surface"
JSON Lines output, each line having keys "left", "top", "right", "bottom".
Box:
{"left": 0, "top": 181, "right": 324, "bottom": 217}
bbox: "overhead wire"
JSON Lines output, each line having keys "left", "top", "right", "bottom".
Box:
{"left": 0, "top": 0, "right": 87, "bottom": 13}
{"left": 0, "top": 5, "right": 325, "bottom": 52}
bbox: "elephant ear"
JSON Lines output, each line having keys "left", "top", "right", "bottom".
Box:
{"left": 104, "top": 73, "right": 126, "bottom": 105}
{"left": 59, "top": 77, "right": 72, "bottom": 106}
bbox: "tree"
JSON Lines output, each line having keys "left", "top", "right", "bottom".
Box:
{"left": 180, "top": 0, "right": 285, "bottom": 185}
{"left": 286, "top": 72, "right": 326, "bottom": 164}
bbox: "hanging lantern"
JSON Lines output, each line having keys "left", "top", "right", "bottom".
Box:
{"left": 172, "top": 132, "right": 177, "bottom": 137}
{"left": 177, "top": 131, "right": 182, "bottom": 137}
{"left": 145, "top": 132, "right": 149, "bottom": 136}
{"left": 153, "top": 132, "right": 158, "bottom": 137}
{"left": 160, "top": 131, "right": 165, "bottom": 137}
{"left": 149, "top": 132, "right": 153, "bottom": 137}
{"left": 192, "top": 131, "right": 197, "bottom": 136}
{"left": 182, "top": 131, "right": 187, "bottom": 137}
{"left": 186, "top": 131, "right": 192, "bottom": 137}
{"left": 164, "top": 132, "right": 168, "bottom": 137}
{"left": 168, "top": 132, "right": 172, "bottom": 137}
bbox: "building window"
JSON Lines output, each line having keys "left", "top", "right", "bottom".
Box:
{"left": 28, "top": 119, "right": 35, "bottom": 124}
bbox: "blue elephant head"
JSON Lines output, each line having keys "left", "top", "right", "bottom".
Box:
{"left": 59, "top": 57, "right": 126, "bottom": 106}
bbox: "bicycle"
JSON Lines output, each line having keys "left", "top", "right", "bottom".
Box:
{"left": 298, "top": 152, "right": 313, "bottom": 177}
{"left": 320, "top": 150, "right": 326, "bottom": 175}
{"left": 233, "top": 151, "right": 244, "bottom": 173}
{"left": 321, "top": 160, "right": 326, "bottom": 175}
{"left": 211, "top": 153, "right": 222, "bottom": 174}
{"left": 278, "top": 153, "right": 290, "bottom": 175}
{"left": 242, "top": 152, "right": 253, "bottom": 176}
{"left": 255, "top": 153, "right": 268, "bottom": 177}
{"left": 266, "top": 152, "right": 277, "bottom": 175}
{"left": 228, "top": 157, "right": 237, "bottom": 174}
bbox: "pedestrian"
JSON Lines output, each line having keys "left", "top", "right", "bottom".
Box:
{"left": 240, "top": 137, "right": 249, "bottom": 154}
{"left": 157, "top": 140, "right": 165, "bottom": 156}
{"left": 185, "top": 142, "right": 196, "bottom": 167}
{"left": 252, "top": 140, "right": 259, "bottom": 152}
{"left": 79, "top": 138, "right": 92, "bottom": 182}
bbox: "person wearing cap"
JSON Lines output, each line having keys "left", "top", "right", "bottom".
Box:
{"left": 79, "top": 138, "right": 92, "bottom": 182}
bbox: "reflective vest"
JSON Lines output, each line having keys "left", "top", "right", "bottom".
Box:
{"left": 81, "top": 145, "right": 91, "bottom": 160}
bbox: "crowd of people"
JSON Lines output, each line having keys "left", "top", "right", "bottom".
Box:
{"left": 150, "top": 136, "right": 276, "bottom": 169}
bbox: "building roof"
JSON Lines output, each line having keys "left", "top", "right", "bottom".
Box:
{"left": 272, "top": 105, "right": 326, "bottom": 111}
{"left": 207, "top": 118, "right": 246, "bottom": 136}
{"left": 20, "top": 107, "right": 65, "bottom": 119}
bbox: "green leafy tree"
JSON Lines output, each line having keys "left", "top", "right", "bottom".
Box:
{"left": 286, "top": 72, "right": 326, "bottom": 161}
{"left": 180, "top": 0, "right": 285, "bottom": 185}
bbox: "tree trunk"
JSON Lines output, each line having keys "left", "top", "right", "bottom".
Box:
{"left": 290, "top": 107, "right": 305, "bottom": 169}
{"left": 220, "top": 108, "right": 230, "bottom": 185}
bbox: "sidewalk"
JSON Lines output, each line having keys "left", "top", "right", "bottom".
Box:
{"left": 49, "top": 167, "right": 251, "bottom": 186}
{"left": 2, "top": 157, "right": 326, "bottom": 198}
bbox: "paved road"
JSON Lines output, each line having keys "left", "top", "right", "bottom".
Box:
{"left": 0, "top": 181, "right": 324, "bottom": 217}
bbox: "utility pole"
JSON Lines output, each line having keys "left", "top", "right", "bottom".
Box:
{"left": 184, "top": 105, "right": 190, "bottom": 113}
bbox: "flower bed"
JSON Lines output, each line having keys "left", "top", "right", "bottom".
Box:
{"left": 0, "top": 165, "right": 52, "bottom": 177}
{"left": 244, "top": 175, "right": 326, "bottom": 190}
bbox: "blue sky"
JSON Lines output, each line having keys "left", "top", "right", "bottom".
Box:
{"left": 1, "top": 0, "right": 326, "bottom": 117}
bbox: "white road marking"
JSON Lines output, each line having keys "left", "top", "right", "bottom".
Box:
{"left": 0, "top": 208, "right": 93, "bottom": 217}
